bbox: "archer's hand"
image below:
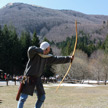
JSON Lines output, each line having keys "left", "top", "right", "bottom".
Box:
{"left": 71, "top": 55, "right": 74, "bottom": 63}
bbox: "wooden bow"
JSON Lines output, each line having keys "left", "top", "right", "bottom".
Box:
{"left": 56, "top": 20, "right": 78, "bottom": 92}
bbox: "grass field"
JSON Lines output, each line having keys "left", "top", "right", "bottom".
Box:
{"left": 0, "top": 84, "right": 108, "bottom": 108}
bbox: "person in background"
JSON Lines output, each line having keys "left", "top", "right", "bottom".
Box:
{"left": 4, "top": 73, "right": 7, "bottom": 80}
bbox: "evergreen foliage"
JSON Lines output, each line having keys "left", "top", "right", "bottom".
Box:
{"left": 0, "top": 25, "right": 55, "bottom": 78}
{"left": 104, "top": 35, "right": 108, "bottom": 53}
{"left": 32, "top": 31, "right": 40, "bottom": 47}
{"left": 56, "top": 31, "right": 98, "bottom": 56}
{"left": 0, "top": 25, "right": 108, "bottom": 79}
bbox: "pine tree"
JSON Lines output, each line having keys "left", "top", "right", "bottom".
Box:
{"left": 8, "top": 27, "right": 22, "bottom": 75}
{"left": 0, "top": 25, "right": 22, "bottom": 75}
{"left": 20, "top": 31, "right": 32, "bottom": 70}
{"left": 32, "top": 31, "right": 40, "bottom": 47}
{"left": 105, "top": 35, "right": 108, "bottom": 53}
{"left": 1, "top": 25, "right": 11, "bottom": 74}
{"left": 0, "top": 26, "right": 4, "bottom": 70}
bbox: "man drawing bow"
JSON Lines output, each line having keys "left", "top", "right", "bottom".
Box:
{"left": 17, "top": 41, "right": 74, "bottom": 108}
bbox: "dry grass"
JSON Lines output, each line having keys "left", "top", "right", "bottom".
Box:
{"left": 0, "top": 84, "right": 108, "bottom": 108}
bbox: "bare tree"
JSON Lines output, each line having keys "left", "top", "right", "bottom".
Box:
{"left": 53, "top": 50, "right": 89, "bottom": 82}
{"left": 89, "top": 50, "right": 105, "bottom": 84}
{"left": 100, "top": 53, "right": 108, "bottom": 85}
{"left": 69, "top": 50, "right": 89, "bottom": 81}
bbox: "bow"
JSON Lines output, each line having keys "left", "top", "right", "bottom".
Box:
{"left": 56, "top": 20, "right": 78, "bottom": 92}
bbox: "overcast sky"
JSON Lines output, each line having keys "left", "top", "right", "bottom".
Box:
{"left": 0, "top": 0, "right": 108, "bottom": 15}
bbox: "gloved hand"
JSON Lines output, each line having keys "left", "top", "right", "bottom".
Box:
{"left": 71, "top": 55, "right": 74, "bottom": 63}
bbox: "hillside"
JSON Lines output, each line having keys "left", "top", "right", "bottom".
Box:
{"left": 0, "top": 3, "right": 108, "bottom": 42}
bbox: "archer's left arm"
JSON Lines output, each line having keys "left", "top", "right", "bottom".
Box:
{"left": 47, "top": 56, "right": 73, "bottom": 65}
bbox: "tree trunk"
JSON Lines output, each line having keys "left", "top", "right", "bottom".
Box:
{"left": 104, "top": 72, "right": 107, "bottom": 85}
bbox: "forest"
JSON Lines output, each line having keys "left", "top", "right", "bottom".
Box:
{"left": 53, "top": 31, "right": 108, "bottom": 83}
{"left": 0, "top": 25, "right": 108, "bottom": 82}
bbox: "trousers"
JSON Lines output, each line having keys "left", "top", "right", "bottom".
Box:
{"left": 17, "top": 93, "right": 45, "bottom": 108}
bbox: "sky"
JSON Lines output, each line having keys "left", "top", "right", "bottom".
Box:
{"left": 0, "top": 0, "right": 108, "bottom": 15}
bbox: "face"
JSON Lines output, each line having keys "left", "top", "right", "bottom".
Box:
{"left": 44, "top": 46, "right": 50, "bottom": 55}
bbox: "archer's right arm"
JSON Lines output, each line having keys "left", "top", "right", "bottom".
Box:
{"left": 27, "top": 46, "right": 43, "bottom": 59}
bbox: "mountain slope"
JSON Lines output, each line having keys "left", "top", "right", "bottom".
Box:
{"left": 0, "top": 3, "right": 108, "bottom": 42}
